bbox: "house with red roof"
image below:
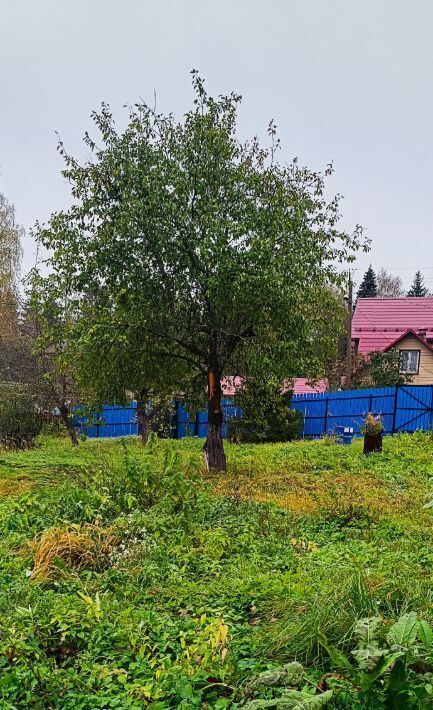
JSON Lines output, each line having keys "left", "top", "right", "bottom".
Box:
{"left": 352, "top": 297, "right": 433, "bottom": 385}
{"left": 221, "top": 375, "right": 327, "bottom": 397}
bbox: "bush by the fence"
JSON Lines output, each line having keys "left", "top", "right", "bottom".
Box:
{"left": 0, "top": 385, "right": 44, "bottom": 449}
{"left": 228, "top": 388, "right": 303, "bottom": 443}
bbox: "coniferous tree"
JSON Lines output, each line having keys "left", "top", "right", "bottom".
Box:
{"left": 407, "top": 271, "right": 429, "bottom": 297}
{"left": 357, "top": 265, "right": 377, "bottom": 298}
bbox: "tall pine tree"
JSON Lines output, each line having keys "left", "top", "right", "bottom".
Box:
{"left": 407, "top": 271, "right": 429, "bottom": 297}
{"left": 357, "top": 265, "right": 377, "bottom": 298}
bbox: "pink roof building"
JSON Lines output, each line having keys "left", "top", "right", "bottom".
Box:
{"left": 221, "top": 376, "right": 327, "bottom": 396}
{"left": 352, "top": 297, "right": 433, "bottom": 355}
{"left": 289, "top": 378, "right": 328, "bottom": 395}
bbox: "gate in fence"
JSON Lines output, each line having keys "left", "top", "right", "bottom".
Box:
{"left": 291, "top": 385, "right": 433, "bottom": 438}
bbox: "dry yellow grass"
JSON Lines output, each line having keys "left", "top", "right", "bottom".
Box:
{"left": 0, "top": 476, "right": 35, "bottom": 498}
{"left": 30, "top": 524, "right": 118, "bottom": 582}
{"left": 210, "top": 467, "right": 408, "bottom": 519}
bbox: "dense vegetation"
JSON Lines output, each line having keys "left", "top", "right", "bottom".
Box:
{"left": 2, "top": 433, "right": 433, "bottom": 707}
{"left": 31, "top": 74, "right": 366, "bottom": 471}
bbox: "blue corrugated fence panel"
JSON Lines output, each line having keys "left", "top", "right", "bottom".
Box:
{"left": 74, "top": 385, "right": 433, "bottom": 440}
{"left": 197, "top": 410, "right": 208, "bottom": 438}
{"left": 292, "top": 387, "right": 400, "bottom": 438}
{"left": 394, "top": 386, "right": 433, "bottom": 432}
{"left": 292, "top": 397, "right": 326, "bottom": 437}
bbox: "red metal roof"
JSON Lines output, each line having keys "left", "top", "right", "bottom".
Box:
{"left": 289, "top": 378, "right": 328, "bottom": 394}
{"left": 382, "top": 329, "right": 433, "bottom": 353}
{"left": 221, "top": 376, "right": 244, "bottom": 396}
{"left": 352, "top": 297, "right": 433, "bottom": 355}
{"left": 221, "top": 376, "right": 327, "bottom": 396}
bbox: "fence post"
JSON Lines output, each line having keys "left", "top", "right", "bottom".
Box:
{"left": 392, "top": 386, "right": 398, "bottom": 433}
{"left": 324, "top": 397, "right": 329, "bottom": 435}
{"left": 429, "top": 385, "right": 433, "bottom": 432}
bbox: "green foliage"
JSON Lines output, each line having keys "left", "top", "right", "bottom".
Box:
{"left": 53, "top": 435, "right": 205, "bottom": 523}
{"left": 238, "top": 661, "right": 333, "bottom": 708}
{"left": 319, "top": 612, "right": 433, "bottom": 706}
{"left": 369, "top": 349, "right": 414, "bottom": 387}
{"left": 240, "top": 690, "right": 333, "bottom": 709}
{"left": 0, "top": 384, "right": 43, "bottom": 449}
{"left": 407, "top": 271, "right": 429, "bottom": 297}
{"left": 357, "top": 265, "right": 377, "bottom": 298}
{"left": 238, "top": 662, "right": 334, "bottom": 708}
{"left": 228, "top": 384, "right": 303, "bottom": 443}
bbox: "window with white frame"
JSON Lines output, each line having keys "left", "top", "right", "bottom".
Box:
{"left": 399, "top": 350, "right": 420, "bottom": 374}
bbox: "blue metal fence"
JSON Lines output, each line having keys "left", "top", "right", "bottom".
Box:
{"left": 73, "top": 403, "right": 139, "bottom": 438}
{"left": 74, "top": 385, "right": 433, "bottom": 440}
{"left": 291, "top": 385, "right": 433, "bottom": 437}
{"left": 74, "top": 399, "right": 242, "bottom": 439}
{"left": 175, "top": 399, "right": 242, "bottom": 439}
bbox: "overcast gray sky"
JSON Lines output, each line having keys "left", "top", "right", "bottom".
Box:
{"left": 1, "top": 0, "right": 433, "bottom": 290}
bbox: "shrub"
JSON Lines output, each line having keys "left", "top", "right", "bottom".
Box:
{"left": 228, "top": 385, "right": 303, "bottom": 443}
{"left": 369, "top": 349, "right": 414, "bottom": 388}
{"left": 0, "top": 384, "right": 43, "bottom": 449}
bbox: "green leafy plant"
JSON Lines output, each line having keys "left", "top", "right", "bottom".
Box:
{"left": 369, "top": 350, "right": 414, "bottom": 388}
{"left": 360, "top": 412, "right": 384, "bottom": 436}
{"left": 319, "top": 613, "right": 433, "bottom": 707}
{"left": 237, "top": 661, "right": 332, "bottom": 708}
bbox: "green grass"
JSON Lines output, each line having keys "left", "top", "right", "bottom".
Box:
{"left": 1, "top": 433, "right": 433, "bottom": 707}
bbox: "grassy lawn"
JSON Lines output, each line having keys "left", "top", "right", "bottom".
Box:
{"left": 1, "top": 433, "right": 433, "bottom": 707}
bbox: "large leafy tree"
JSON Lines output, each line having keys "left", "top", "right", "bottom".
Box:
{"left": 407, "top": 271, "right": 429, "bottom": 297}
{"left": 357, "top": 265, "right": 377, "bottom": 298}
{"left": 32, "top": 73, "right": 366, "bottom": 470}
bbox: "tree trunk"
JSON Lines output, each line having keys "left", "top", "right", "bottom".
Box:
{"left": 203, "top": 367, "right": 227, "bottom": 472}
{"left": 363, "top": 432, "right": 382, "bottom": 455}
{"left": 59, "top": 403, "right": 79, "bottom": 446}
{"left": 137, "top": 401, "right": 150, "bottom": 446}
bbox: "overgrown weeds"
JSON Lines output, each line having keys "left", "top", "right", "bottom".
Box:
{"left": 0, "top": 434, "right": 433, "bottom": 706}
